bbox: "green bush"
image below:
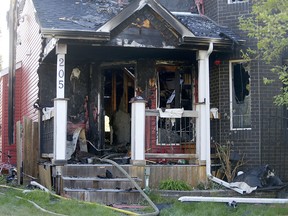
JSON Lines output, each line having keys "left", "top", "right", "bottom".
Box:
{"left": 159, "top": 179, "right": 192, "bottom": 191}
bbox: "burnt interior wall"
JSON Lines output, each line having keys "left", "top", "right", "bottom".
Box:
{"left": 38, "top": 63, "right": 90, "bottom": 114}
{"left": 38, "top": 63, "right": 56, "bottom": 108}
{"left": 38, "top": 62, "right": 91, "bottom": 154}
{"left": 38, "top": 63, "right": 56, "bottom": 155}
{"left": 136, "top": 59, "right": 156, "bottom": 107}
{"left": 89, "top": 63, "right": 102, "bottom": 150}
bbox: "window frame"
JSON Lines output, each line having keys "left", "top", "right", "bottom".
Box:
{"left": 229, "top": 60, "right": 251, "bottom": 131}
{"left": 228, "top": 0, "right": 248, "bottom": 4}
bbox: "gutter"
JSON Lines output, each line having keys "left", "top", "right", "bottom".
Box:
{"left": 181, "top": 37, "right": 245, "bottom": 49}
{"left": 41, "top": 28, "right": 110, "bottom": 41}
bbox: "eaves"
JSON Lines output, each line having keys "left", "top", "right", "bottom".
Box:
{"left": 41, "top": 28, "right": 110, "bottom": 42}
{"left": 181, "top": 36, "right": 246, "bottom": 51}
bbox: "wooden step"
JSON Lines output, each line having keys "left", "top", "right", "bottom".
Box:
{"left": 62, "top": 176, "right": 142, "bottom": 189}
{"left": 61, "top": 164, "right": 142, "bottom": 179}
{"left": 63, "top": 188, "right": 143, "bottom": 205}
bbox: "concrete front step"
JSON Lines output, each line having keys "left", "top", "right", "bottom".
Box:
{"left": 62, "top": 176, "right": 142, "bottom": 189}
{"left": 63, "top": 188, "right": 143, "bottom": 205}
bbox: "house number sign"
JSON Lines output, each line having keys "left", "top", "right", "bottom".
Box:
{"left": 57, "top": 54, "right": 65, "bottom": 98}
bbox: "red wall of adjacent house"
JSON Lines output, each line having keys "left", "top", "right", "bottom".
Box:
{"left": 0, "top": 0, "right": 42, "bottom": 165}
{"left": 0, "top": 68, "right": 22, "bottom": 165}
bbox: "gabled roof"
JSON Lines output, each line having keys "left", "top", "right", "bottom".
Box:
{"left": 175, "top": 13, "right": 241, "bottom": 41}
{"left": 96, "top": 0, "right": 194, "bottom": 39}
{"left": 32, "top": 0, "right": 243, "bottom": 47}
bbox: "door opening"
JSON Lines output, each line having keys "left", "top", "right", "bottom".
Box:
{"left": 103, "top": 66, "right": 135, "bottom": 152}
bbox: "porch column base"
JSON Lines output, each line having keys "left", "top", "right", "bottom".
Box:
{"left": 130, "top": 96, "right": 147, "bottom": 162}
{"left": 197, "top": 159, "right": 206, "bottom": 166}
{"left": 52, "top": 159, "right": 67, "bottom": 166}
{"left": 130, "top": 160, "right": 146, "bottom": 166}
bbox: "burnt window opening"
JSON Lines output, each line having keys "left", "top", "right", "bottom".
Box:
{"left": 157, "top": 65, "right": 193, "bottom": 110}
{"left": 230, "top": 61, "right": 251, "bottom": 129}
{"left": 157, "top": 64, "right": 195, "bottom": 144}
{"left": 233, "top": 63, "right": 250, "bottom": 104}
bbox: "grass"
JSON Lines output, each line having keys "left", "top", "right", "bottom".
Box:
{"left": 1, "top": 176, "right": 288, "bottom": 216}
{"left": 159, "top": 201, "right": 288, "bottom": 216}
{"left": 0, "top": 185, "right": 125, "bottom": 216}
{"left": 148, "top": 192, "right": 288, "bottom": 216}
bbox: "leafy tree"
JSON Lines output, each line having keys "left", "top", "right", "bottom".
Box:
{"left": 239, "top": 0, "right": 288, "bottom": 105}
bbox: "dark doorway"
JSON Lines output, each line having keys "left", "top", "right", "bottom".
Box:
{"left": 103, "top": 66, "right": 135, "bottom": 151}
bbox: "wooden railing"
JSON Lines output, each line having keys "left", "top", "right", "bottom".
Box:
{"left": 145, "top": 109, "right": 198, "bottom": 163}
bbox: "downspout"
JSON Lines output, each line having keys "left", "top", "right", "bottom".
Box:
{"left": 204, "top": 42, "right": 245, "bottom": 194}
{"left": 8, "top": 0, "right": 17, "bottom": 144}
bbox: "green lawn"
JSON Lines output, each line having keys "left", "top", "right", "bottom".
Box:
{"left": 148, "top": 192, "right": 288, "bottom": 216}
{"left": 1, "top": 182, "right": 288, "bottom": 216}
{"left": 0, "top": 186, "right": 126, "bottom": 216}
{"left": 157, "top": 201, "right": 288, "bottom": 216}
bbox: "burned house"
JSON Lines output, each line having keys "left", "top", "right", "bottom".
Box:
{"left": 31, "top": 0, "right": 245, "bottom": 165}
{"left": 1, "top": 0, "right": 287, "bottom": 203}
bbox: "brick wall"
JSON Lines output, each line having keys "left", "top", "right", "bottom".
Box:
{"left": 205, "top": 0, "right": 283, "bottom": 167}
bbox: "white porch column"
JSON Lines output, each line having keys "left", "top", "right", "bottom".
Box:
{"left": 53, "top": 43, "right": 68, "bottom": 165}
{"left": 196, "top": 43, "right": 213, "bottom": 165}
{"left": 130, "top": 96, "right": 146, "bottom": 166}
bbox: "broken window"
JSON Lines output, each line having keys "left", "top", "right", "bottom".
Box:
{"left": 230, "top": 61, "right": 251, "bottom": 129}
{"left": 157, "top": 65, "right": 193, "bottom": 110}
{"left": 157, "top": 64, "right": 195, "bottom": 144}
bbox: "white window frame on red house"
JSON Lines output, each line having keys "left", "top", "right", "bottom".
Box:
{"left": 228, "top": 0, "right": 248, "bottom": 4}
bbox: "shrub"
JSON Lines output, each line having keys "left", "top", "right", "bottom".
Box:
{"left": 159, "top": 179, "right": 192, "bottom": 191}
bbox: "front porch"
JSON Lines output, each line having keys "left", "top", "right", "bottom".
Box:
{"left": 37, "top": 45, "right": 217, "bottom": 202}
{"left": 33, "top": 0, "right": 237, "bottom": 202}
{"left": 38, "top": 103, "right": 216, "bottom": 204}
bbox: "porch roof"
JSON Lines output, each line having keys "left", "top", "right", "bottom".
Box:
{"left": 32, "top": 0, "right": 244, "bottom": 49}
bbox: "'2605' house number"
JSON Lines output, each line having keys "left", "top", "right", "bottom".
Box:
{"left": 57, "top": 56, "right": 65, "bottom": 98}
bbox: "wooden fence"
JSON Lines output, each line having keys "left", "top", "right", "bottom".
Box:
{"left": 16, "top": 116, "right": 39, "bottom": 183}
